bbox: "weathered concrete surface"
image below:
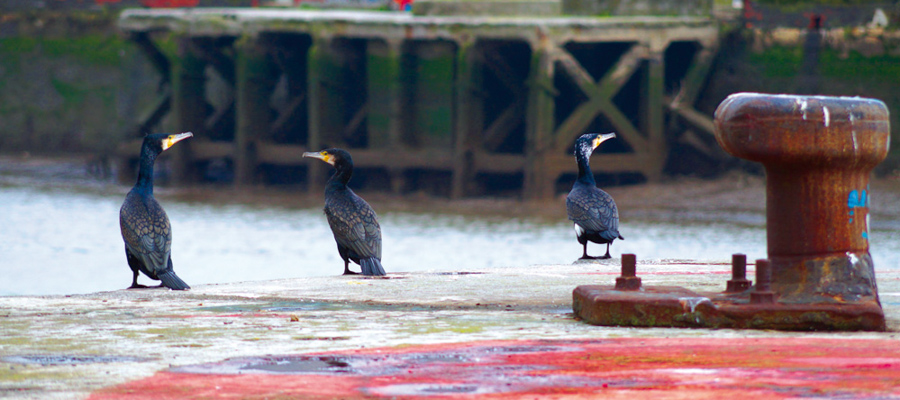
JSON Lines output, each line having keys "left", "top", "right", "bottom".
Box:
{"left": 2, "top": 261, "right": 899, "bottom": 399}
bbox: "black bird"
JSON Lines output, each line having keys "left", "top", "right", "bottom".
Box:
{"left": 566, "top": 132, "right": 624, "bottom": 260}
{"left": 303, "top": 148, "right": 386, "bottom": 276}
{"left": 119, "top": 132, "right": 193, "bottom": 290}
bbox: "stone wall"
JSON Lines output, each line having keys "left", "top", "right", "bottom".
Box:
{"left": 0, "top": 12, "right": 162, "bottom": 157}
{"left": 697, "top": 25, "right": 900, "bottom": 174}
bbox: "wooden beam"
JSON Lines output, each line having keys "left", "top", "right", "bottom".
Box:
{"left": 554, "top": 48, "right": 597, "bottom": 96}
{"left": 594, "top": 44, "right": 646, "bottom": 100}
{"left": 643, "top": 52, "right": 666, "bottom": 182}
{"left": 135, "top": 88, "right": 171, "bottom": 137}
{"left": 270, "top": 92, "right": 305, "bottom": 134}
{"left": 552, "top": 43, "right": 647, "bottom": 154}
{"left": 668, "top": 100, "right": 715, "bottom": 137}
{"left": 553, "top": 98, "right": 604, "bottom": 152}
{"left": 256, "top": 142, "right": 307, "bottom": 165}
{"left": 306, "top": 36, "right": 331, "bottom": 191}
{"left": 597, "top": 97, "right": 648, "bottom": 153}
{"left": 342, "top": 101, "right": 368, "bottom": 139}
{"left": 523, "top": 43, "right": 556, "bottom": 200}
{"left": 206, "top": 96, "right": 234, "bottom": 137}
{"left": 482, "top": 96, "right": 526, "bottom": 151}
{"left": 188, "top": 38, "right": 236, "bottom": 86}
{"left": 170, "top": 36, "right": 207, "bottom": 184}
{"left": 482, "top": 45, "right": 525, "bottom": 97}
{"left": 191, "top": 140, "right": 234, "bottom": 160}
{"left": 452, "top": 40, "right": 483, "bottom": 199}
{"left": 676, "top": 42, "right": 718, "bottom": 107}
{"left": 234, "top": 34, "right": 277, "bottom": 185}
{"left": 130, "top": 32, "right": 170, "bottom": 84}
{"left": 472, "top": 152, "right": 525, "bottom": 174}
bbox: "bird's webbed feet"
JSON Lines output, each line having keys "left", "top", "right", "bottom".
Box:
{"left": 343, "top": 262, "right": 360, "bottom": 275}
{"left": 128, "top": 283, "right": 150, "bottom": 289}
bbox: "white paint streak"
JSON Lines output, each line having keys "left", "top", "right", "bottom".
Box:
{"left": 823, "top": 106, "right": 830, "bottom": 127}
{"left": 799, "top": 99, "right": 809, "bottom": 120}
{"left": 666, "top": 368, "right": 720, "bottom": 375}
{"left": 866, "top": 214, "right": 871, "bottom": 238}
{"left": 679, "top": 297, "right": 712, "bottom": 313}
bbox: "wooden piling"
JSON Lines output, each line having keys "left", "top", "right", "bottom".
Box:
{"left": 643, "top": 50, "right": 666, "bottom": 182}
{"left": 234, "top": 34, "right": 277, "bottom": 185}
{"left": 451, "top": 40, "right": 484, "bottom": 199}
{"left": 523, "top": 42, "right": 556, "bottom": 200}
{"left": 119, "top": 9, "right": 720, "bottom": 199}
{"left": 170, "top": 36, "right": 206, "bottom": 184}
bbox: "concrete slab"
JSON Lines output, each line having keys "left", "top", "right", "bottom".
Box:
{"left": 2, "top": 261, "right": 899, "bottom": 399}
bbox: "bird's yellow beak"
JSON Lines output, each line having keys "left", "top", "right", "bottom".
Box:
{"left": 162, "top": 132, "right": 193, "bottom": 151}
{"left": 303, "top": 151, "right": 334, "bottom": 165}
{"left": 592, "top": 132, "right": 616, "bottom": 149}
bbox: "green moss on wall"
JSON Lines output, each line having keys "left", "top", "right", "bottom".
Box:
{"left": 0, "top": 31, "right": 158, "bottom": 155}
{"left": 738, "top": 43, "right": 900, "bottom": 172}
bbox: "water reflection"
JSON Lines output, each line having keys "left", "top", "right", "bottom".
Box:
{"left": 1, "top": 181, "right": 897, "bottom": 296}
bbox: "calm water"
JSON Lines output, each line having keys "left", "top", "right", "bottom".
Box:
{"left": 1, "top": 178, "right": 898, "bottom": 296}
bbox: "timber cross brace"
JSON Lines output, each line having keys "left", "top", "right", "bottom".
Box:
{"left": 116, "top": 9, "right": 719, "bottom": 199}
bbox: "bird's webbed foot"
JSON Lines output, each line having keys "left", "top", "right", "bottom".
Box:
{"left": 128, "top": 283, "right": 151, "bottom": 289}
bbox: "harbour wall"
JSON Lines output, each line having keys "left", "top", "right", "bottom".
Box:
{"left": 1, "top": 3, "right": 898, "bottom": 194}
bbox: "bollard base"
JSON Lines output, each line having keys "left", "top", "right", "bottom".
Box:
{"left": 573, "top": 285, "right": 886, "bottom": 331}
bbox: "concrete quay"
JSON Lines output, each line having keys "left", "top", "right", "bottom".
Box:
{"left": 2, "top": 260, "right": 899, "bottom": 399}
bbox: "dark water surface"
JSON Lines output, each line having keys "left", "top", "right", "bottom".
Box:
{"left": 1, "top": 158, "right": 898, "bottom": 296}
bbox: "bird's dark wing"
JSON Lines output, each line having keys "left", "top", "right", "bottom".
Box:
{"left": 324, "top": 189, "right": 382, "bottom": 260}
{"left": 119, "top": 191, "right": 172, "bottom": 276}
{"left": 566, "top": 184, "right": 620, "bottom": 239}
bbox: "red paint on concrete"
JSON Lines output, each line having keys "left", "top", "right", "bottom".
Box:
{"left": 577, "top": 271, "right": 731, "bottom": 276}
{"left": 91, "top": 338, "right": 900, "bottom": 399}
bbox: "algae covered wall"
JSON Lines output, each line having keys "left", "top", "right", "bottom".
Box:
{"left": 2, "top": 6, "right": 900, "bottom": 176}
{"left": 699, "top": 25, "right": 900, "bottom": 174}
{"left": 0, "top": 12, "right": 160, "bottom": 157}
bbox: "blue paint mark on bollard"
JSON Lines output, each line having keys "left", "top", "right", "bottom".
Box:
{"left": 848, "top": 189, "right": 870, "bottom": 239}
{"left": 847, "top": 190, "right": 867, "bottom": 208}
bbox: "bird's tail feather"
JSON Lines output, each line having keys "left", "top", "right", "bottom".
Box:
{"left": 158, "top": 271, "right": 190, "bottom": 290}
{"left": 360, "top": 258, "right": 386, "bottom": 276}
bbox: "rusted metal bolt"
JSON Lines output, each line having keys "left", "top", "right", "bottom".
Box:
{"left": 615, "top": 254, "right": 641, "bottom": 291}
{"left": 621, "top": 254, "right": 636, "bottom": 277}
{"left": 755, "top": 258, "right": 771, "bottom": 292}
{"left": 750, "top": 259, "right": 776, "bottom": 304}
{"left": 715, "top": 93, "right": 889, "bottom": 303}
{"left": 726, "top": 253, "right": 751, "bottom": 293}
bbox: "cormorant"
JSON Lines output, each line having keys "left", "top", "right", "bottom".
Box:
{"left": 566, "top": 132, "right": 624, "bottom": 260}
{"left": 119, "top": 132, "right": 193, "bottom": 290}
{"left": 303, "top": 148, "right": 386, "bottom": 276}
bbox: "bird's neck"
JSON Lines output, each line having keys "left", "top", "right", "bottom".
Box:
{"left": 326, "top": 164, "right": 352, "bottom": 192}
{"left": 575, "top": 152, "right": 596, "bottom": 186}
{"left": 134, "top": 146, "right": 158, "bottom": 195}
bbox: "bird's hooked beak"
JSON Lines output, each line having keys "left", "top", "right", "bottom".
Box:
{"left": 303, "top": 150, "right": 334, "bottom": 165}
{"left": 591, "top": 132, "right": 616, "bottom": 149}
{"left": 162, "top": 132, "right": 193, "bottom": 151}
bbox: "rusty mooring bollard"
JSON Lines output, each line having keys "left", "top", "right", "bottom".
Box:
{"left": 715, "top": 93, "right": 890, "bottom": 304}
{"left": 615, "top": 254, "right": 641, "bottom": 291}
{"left": 726, "top": 253, "right": 751, "bottom": 293}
